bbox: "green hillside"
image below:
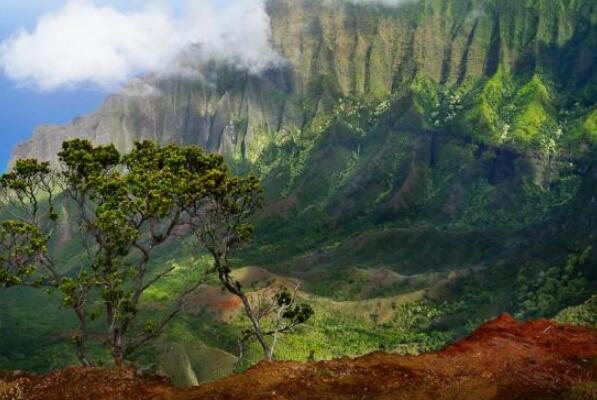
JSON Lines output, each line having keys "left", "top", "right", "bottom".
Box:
{"left": 1, "top": 0, "right": 596, "bottom": 385}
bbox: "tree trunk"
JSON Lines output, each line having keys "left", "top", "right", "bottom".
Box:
{"left": 112, "top": 329, "right": 126, "bottom": 367}
{"left": 237, "top": 290, "right": 272, "bottom": 361}
{"left": 73, "top": 306, "right": 92, "bottom": 367}
{"left": 236, "top": 337, "right": 247, "bottom": 372}
{"left": 218, "top": 263, "right": 272, "bottom": 361}
{"left": 73, "top": 334, "right": 92, "bottom": 367}
{"left": 269, "top": 331, "right": 279, "bottom": 361}
{"left": 214, "top": 252, "right": 273, "bottom": 361}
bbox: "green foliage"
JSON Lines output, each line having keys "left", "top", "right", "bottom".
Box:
{"left": 556, "top": 295, "right": 597, "bottom": 327}
{"left": 465, "top": 70, "right": 515, "bottom": 142}
{"left": 509, "top": 76, "right": 558, "bottom": 148}
{"left": 411, "top": 77, "right": 466, "bottom": 131}
{"left": 0, "top": 221, "right": 48, "bottom": 287}
{"left": 59, "top": 139, "right": 120, "bottom": 174}
{"left": 408, "top": 70, "right": 594, "bottom": 155}
{"left": 516, "top": 248, "right": 592, "bottom": 319}
{"left": 580, "top": 109, "right": 597, "bottom": 143}
{"left": 0, "top": 139, "right": 268, "bottom": 366}
{"left": 0, "top": 159, "right": 53, "bottom": 211}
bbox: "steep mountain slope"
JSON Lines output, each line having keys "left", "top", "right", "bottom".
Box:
{"left": 10, "top": 0, "right": 597, "bottom": 276}
{"left": 10, "top": 0, "right": 596, "bottom": 166}
{"left": 2, "top": 0, "right": 597, "bottom": 380}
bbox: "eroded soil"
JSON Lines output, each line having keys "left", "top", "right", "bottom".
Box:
{"left": 1, "top": 314, "right": 595, "bottom": 400}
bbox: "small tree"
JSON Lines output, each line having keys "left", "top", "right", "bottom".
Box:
{"left": 237, "top": 285, "right": 313, "bottom": 365}
{"left": 0, "top": 159, "right": 97, "bottom": 365}
{"left": 186, "top": 171, "right": 313, "bottom": 361}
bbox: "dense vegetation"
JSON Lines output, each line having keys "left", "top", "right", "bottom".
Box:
{"left": 0, "top": 0, "right": 595, "bottom": 386}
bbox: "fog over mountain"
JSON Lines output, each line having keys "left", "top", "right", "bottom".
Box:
{"left": 0, "top": 0, "right": 282, "bottom": 90}
{"left": 340, "top": 0, "right": 413, "bottom": 5}
{"left": 0, "top": 0, "right": 420, "bottom": 92}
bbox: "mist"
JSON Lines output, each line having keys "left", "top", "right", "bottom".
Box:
{"left": 342, "top": 0, "right": 414, "bottom": 4}
{"left": 0, "top": 0, "right": 283, "bottom": 91}
{"left": 0, "top": 0, "right": 417, "bottom": 91}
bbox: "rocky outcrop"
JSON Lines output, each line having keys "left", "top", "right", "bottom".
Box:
{"left": 1, "top": 316, "right": 595, "bottom": 400}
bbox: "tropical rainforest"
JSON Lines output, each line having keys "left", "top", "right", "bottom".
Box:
{"left": 0, "top": 0, "right": 596, "bottom": 392}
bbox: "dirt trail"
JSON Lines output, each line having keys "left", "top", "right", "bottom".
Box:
{"left": 1, "top": 314, "right": 595, "bottom": 400}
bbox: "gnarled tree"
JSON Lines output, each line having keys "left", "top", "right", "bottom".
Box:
{"left": 1, "top": 139, "right": 313, "bottom": 367}
{"left": 0, "top": 140, "right": 227, "bottom": 366}
{"left": 0, "top": 159, "right": 97, "bottom": 364}
{"left": 186, "top": 170, "right": 313, "bottom": 361}
{"left": 237, "top": 285, "right": 314, "bottom": 364}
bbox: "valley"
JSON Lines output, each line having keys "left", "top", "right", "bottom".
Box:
{"left": 0, "top": 0, "right": 595, "bottom": 397}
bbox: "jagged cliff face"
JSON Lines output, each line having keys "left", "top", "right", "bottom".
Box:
{"left": 10, "top": 0, "right": 596, "bottom": 167}
{"left": 8, "top": 0, "right": 597, "bottom": 278}
{"left": 10, "top": 70, "right": 295, "bottom": 166}
{"left": 9, "top": 0, "right": 597, "bottom": 277}
{"left": 270, "top": 0, "right": 596, "bottom": 98}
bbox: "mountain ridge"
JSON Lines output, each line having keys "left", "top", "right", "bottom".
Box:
{"left": 10, "top": 0, "right": 597, "bottom": 167}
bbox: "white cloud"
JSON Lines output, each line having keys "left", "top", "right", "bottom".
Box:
{"left": 0, "top": 0, "right": 282, "bottom": 91}
{"left": 119, "top": 78, "right": 163, "bottom": 98}
{"left": 340, "top": 0, "right": 414, "bottom": 5}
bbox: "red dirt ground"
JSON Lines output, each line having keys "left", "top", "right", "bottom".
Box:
{"left": 1, "top": 314, "right": 595, "bottom": 400}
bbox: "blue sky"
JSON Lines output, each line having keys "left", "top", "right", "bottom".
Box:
{"left": 0, "top": 0, "right": 201, "bottom": 171}
{"left": 0, "top": 1, "right": 105, "bottom": 170}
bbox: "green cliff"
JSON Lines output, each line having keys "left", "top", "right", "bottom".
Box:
{"left": 10, "top": 0, "right": 596, "bottom": 166}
